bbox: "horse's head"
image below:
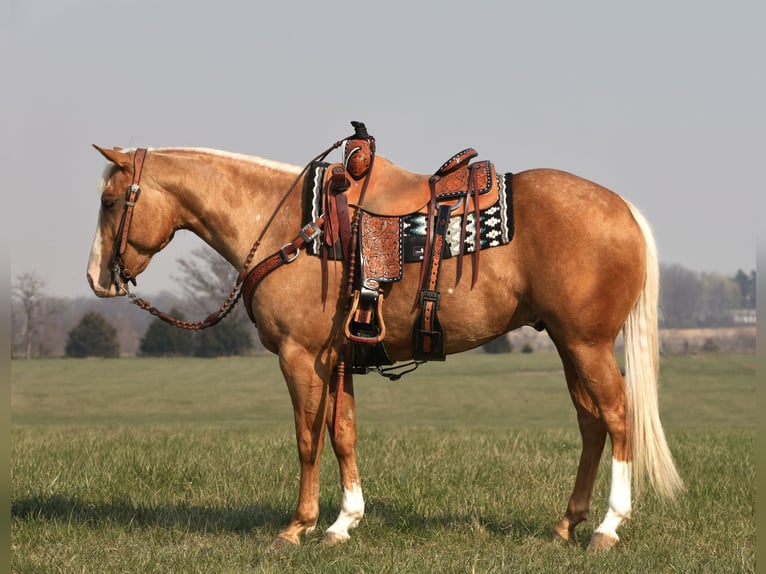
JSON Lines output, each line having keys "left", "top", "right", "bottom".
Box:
{"left": 87, "top": 146, "right": 176, "bottom": 297}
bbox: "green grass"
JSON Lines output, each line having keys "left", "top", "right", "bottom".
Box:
{"left": 11, "top": 352, "right": 756, "bottom": 573}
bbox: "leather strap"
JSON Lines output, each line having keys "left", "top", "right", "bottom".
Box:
{"left": 413, "top": 203, "right": 451, "bottom": 361}
{"left": 456, "top": 163, "right": 482, "bottom": 287}
{"left": 241, "top": 218, "right": 324, "bottom": 324}
{"left": 111, "top": 147, "right": 147, "bottom": 282}
{"left": 472, "top": 165, "right": 481, "bottom": 287}
{"left": 332, "top": 360, "right": 348, "bottom": 439}
{"left": 333, "top": 189, "right": 352, "bottom": 262}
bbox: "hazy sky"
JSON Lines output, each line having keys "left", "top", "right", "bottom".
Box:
{"left": 5, "top": 0, "right": 762, "bottom": 300}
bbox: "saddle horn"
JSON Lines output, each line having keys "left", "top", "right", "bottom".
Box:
{"left": 350, "top": 121, "right": 369, "bottom": 139}
{"left": 345, "top": 121, "right": 375, "bottom": 180}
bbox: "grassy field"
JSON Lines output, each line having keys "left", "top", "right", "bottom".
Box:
{"left": 11, "top": 352, "right": 756, "bottom": 573}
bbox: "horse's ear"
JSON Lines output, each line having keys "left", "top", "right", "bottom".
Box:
{"left": 92, "top": 144, "right": 131, "bottom": 169}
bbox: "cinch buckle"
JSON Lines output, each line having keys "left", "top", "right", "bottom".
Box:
{"left": 279, "top": 245, "right": 300, "bottom": 264}
{"left": 299, "top": 222, "right": 323, "bottom": 243}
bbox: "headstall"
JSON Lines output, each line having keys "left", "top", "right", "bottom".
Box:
{"left": 110, "top": 147, "right": 147, "bottom": 294}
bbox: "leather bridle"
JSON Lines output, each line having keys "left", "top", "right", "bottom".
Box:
{"left": 110, "top": 148, "right": 147, "bottom": 295}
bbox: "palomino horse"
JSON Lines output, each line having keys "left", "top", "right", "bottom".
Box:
{"left": 87, "top": 131, "right": 682, "bottom": 551}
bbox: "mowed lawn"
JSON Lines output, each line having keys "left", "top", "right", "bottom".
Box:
{"left": 11, "top": 352, "right": 756, "bottom": 573}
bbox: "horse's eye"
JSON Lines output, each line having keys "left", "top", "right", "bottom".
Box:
{"left": 101, "top": 197, "right": 118, "bottom": 210}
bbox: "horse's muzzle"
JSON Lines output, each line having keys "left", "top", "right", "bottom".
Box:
{"left": 86, "top": 270, "right": 121, "bottom": 298}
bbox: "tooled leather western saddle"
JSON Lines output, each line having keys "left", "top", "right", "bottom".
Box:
{"left": 305, "top": 122, "right": 512, "bottom": 370}
{"left": 243, "top": 122, "right": 514, "bottom": 377}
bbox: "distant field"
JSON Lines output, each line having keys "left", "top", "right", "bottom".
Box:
{"left": 11, "top": 352, "right": 756, "bottom": 573}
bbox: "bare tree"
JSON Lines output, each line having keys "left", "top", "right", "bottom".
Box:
{"left": 175, "top": 247, "right": 240, "bottom": 315}
{"left": 174, "top": 246, "right": 260, "bottom": 353}
{"left": 12, "top": 272, "right": 52, "bottom": 359}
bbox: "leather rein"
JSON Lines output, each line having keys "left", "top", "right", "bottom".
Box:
{"left": 109, "top": 140, "right": 346, "bottom": 330}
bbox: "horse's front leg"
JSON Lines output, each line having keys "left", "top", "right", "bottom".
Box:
{"left": 272, "top": 344, "right": 331, "bottom": 549}
{"left": 324, "top": 368, "right": 365, "bottom": 543}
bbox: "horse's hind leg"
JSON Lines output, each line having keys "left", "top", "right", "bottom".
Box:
{"left": 551, "top": 345, "right": 608, "bottom": 544}
{"left": 324, "top": 369, "right": 365, "bottom": 543}
{"left": 553, "top": 342, "right": 632, "bottom": 550}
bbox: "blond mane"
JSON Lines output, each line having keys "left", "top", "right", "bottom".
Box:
{"left": 97, "top": 146, "right": 302, "bottom": 193}
{"left": 158, "top": 147, "right": 302, "bottom": 175}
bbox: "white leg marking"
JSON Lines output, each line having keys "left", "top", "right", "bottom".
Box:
{"left": 594, "top": 458, "right": 632, "bottom": 540}
{"left": 326, "top": 483, "right": 364, "bottom": 540}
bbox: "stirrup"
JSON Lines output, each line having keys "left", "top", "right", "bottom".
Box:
{"left": 344, "top": 290, "right": 387, "bottom": 345}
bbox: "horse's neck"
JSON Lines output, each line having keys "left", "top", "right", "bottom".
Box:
{"left": 158, "top": 149, "right": 303, "bottom": 268}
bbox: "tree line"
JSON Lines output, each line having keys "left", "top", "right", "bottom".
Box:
{"left": 10, "top": 248, "right": 756, "bottom": 358}
{"left": 61, "top": 308, "right": 253, "bottom": 358}
{"left": 11, "top": 247, "right": 256, "bottom": 358}
{"left": 659, "top": 265, "right": 755, "bottom": 327}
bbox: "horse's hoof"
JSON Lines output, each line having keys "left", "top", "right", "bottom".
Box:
{"left": 551, "top": 525, "right": 576, "bottom": 544}
{"left": 587, "top": 532, "right": 619, "bottom": 552}
{"left": 323, "top": 531, "right": 350, "bottom": 545}
{"left": 551, "top": 530, "right": 576, "bottom": 545}
{"left": 268, "top": 535, "right": 299, "bottom": 553}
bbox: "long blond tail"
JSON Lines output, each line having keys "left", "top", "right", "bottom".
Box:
{"left": 623, "top": 201, "right": 684, "bottom": 499}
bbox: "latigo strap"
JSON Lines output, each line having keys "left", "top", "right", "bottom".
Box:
{"left": 412, "top": 203, "right": 452, "bottom": 361}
